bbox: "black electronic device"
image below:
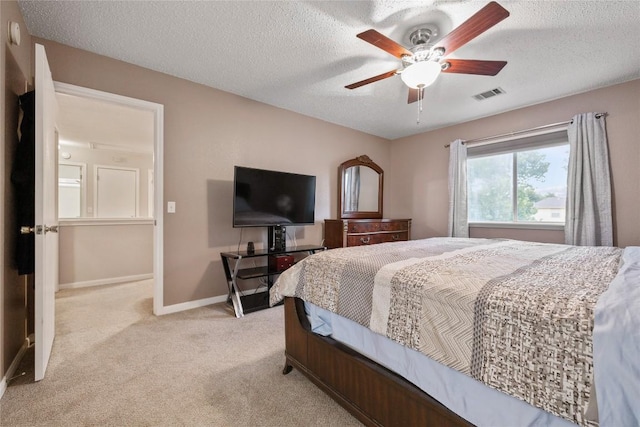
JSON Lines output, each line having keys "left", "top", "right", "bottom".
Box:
{"left": 271, "top": 225, "right": 286, "bottom": 252}
{"left": 232, "top": 166, "right": 316, "bottom": 228}
{"left": 246, "top": 241, "right": 255, "bottom": 254}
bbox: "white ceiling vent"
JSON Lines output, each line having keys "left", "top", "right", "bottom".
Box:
{"left": 473, "top": 87, "right": 506, "bottom": 101}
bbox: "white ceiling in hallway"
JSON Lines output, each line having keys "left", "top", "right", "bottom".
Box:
{"left": 56, "top": 93, "right": 154, "bottom": 153}
{"left": 19, "top": 1, "right": 640, "bottom": 140}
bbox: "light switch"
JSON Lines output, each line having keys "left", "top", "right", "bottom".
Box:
{"left": 167, "top": 201, "right": 176, "bottom": 213}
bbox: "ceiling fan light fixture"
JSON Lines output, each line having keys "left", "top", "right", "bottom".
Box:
{"left": 400, "top": 61, "right": 441, "bottom": 89}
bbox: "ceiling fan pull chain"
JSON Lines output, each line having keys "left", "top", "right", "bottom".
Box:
{"left": 417, "top": 86, "right": 424, "bottom": 124}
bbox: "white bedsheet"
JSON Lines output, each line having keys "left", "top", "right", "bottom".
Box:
{"left": 593, "top": 246, "right": 640, "bottom": 427}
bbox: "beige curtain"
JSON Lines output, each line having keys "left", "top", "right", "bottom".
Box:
{"left": 448, "top": 139, "right": 468, "bottom": 237}
{"left": 565, "top": 113, "right": 613, "bottom": 246}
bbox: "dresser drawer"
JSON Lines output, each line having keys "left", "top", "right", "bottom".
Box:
{"left": 380, "top": 231, "right": 408, "bottom": 243}
{"left": 347, "top": 234, "right": 382, "bottom": 246}
{"left": 348, "top": 222, "right": 381, "bottom": 233}
{"left": 380, "top": 221, "right": 409, "bottom": 232}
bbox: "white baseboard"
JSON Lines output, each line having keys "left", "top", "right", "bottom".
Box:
{"left": 156, "top": 284, "right": 271, "bottom": 316}
{"left": 59, "top": 273, "right": 153, "bottom": 290}
{"left": 0, "top": 336, "right": 30, "bottom": 400}
{"left": 156, "top": 294, "right": 227, "bottom": 315}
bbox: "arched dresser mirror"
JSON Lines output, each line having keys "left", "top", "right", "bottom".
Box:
{"left": 325, "top": 155, "right": 411, "bottom": 249}
{"left": 338, "top": 155, "right": 383, "bottom": 219}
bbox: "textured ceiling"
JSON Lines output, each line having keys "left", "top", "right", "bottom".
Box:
{"left": 18, "top": 1, "right": 640, "bottom": 140}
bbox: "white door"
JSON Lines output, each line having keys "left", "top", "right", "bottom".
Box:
{"left": 34, "top": 44, "right": 59, "bottom": 381}
{"left": 95, "top": 166, "right": 138, "bottom": 217}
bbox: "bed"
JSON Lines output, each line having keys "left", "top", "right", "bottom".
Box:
{"left": 269, "top": 238, "right": 640, "bottom": 427}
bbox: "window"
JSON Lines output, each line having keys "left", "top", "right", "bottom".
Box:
{"left": 59, "top": 162, "right": 86, "bottom": 218}
{"left": 467, "top": 131, "right": 569, "bottom": 225}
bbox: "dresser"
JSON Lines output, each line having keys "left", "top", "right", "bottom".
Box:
{"left": 324, "top": 218, "right": 411, "bottom": 249}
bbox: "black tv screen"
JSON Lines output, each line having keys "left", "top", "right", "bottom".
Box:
{"left": 233, "top": 166, "right": 316, "bottom": 227}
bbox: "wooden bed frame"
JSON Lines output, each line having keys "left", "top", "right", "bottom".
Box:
{"left": 282, "top": 297, "right": 472, "bottom": 427}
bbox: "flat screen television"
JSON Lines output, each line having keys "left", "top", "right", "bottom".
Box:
{"left": 233, "top": 166, "right": 316, "bottom": 227}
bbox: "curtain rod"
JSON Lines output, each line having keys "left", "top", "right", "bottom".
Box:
{"left": 444, "top": 112, "right": 607, "bottom": 148}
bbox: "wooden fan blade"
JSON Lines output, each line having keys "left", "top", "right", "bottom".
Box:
{"left": 357, "top": 29, "right": 412, "bottom": 59}
{"left": 345, "top": 70, "right": 398, "bottom": 89}
{"left": 442, "top": 59, "right": 507, "bottom": 76}
{"left": 434, "top": 1, "right": 509, "bottom": 56}
{"left": 407, "top": 87, "right": 423, "bottom": 104}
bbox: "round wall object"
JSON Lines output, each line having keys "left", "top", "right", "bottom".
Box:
{"left": 60, "top": 151, "right": 72, "bottom": 160}
{"left": 8, "top": 21, "right": 21, "bottom": 46}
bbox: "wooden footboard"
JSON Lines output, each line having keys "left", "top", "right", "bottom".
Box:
{"left": 282, "top": 297, "right": 472, "bottom": 427}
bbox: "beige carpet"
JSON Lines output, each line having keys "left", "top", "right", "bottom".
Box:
{"left": 1, "top": 280, "right": 360, "bottom": 426}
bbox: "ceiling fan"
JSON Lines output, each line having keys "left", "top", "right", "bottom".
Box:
{"left": 345, "top": 1, "right": 510, "bottom": 104}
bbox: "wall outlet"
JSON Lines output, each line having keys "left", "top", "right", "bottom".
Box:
{"left": 167, "top": 201, "right": 176, "bottom": 213}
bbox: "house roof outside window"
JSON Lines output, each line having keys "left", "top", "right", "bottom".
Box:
{"left": 535, "top": 196, "right": 566, "bottom": 209}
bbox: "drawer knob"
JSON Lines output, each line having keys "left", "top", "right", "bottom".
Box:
{"left": 392, "top": 234, "right": 400, "bottom": 240}
{"left": 360, "top": 237, "right": 371, "bottom": 244}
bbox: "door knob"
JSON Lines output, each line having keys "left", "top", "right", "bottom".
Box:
{"left": 20, "top": 226, "right": 34, "bottom": 234}
{"left": 20, "top": 225, "right": 43, "bottom": 234}
{"left": 44, "top": 225, "right": 59, "bottom": 233}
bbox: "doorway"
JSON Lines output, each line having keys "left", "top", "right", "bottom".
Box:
{"left": 53, "top": 83, "right": 164, "bottom": 315}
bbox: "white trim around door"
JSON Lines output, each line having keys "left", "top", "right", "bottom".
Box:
{"left": 53, "top": 82, "right": 166, "bottom": 315}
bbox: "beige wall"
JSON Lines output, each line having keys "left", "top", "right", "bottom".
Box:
{"left": 1, "top": 0, "right": 33, "bottom": 381}
{"left": 58, "top": 223, "right": 153, "bottom": 286}
{"left": 35, "top": 38, "right": 391, "bottom": 306}
{"left": 388, "top": 79, "right": 640, "bottom": 248}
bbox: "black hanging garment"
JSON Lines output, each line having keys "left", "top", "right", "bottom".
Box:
{"left": 11, "top": 90, "right": 36, "bottom": 275}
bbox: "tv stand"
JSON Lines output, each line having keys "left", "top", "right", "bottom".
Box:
{"left": 220, "top": 244, "right": 325, "bottom": 318}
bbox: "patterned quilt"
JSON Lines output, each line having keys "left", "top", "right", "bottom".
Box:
{"left": 270, "top": 238, "right": 623, "bottom": 426}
